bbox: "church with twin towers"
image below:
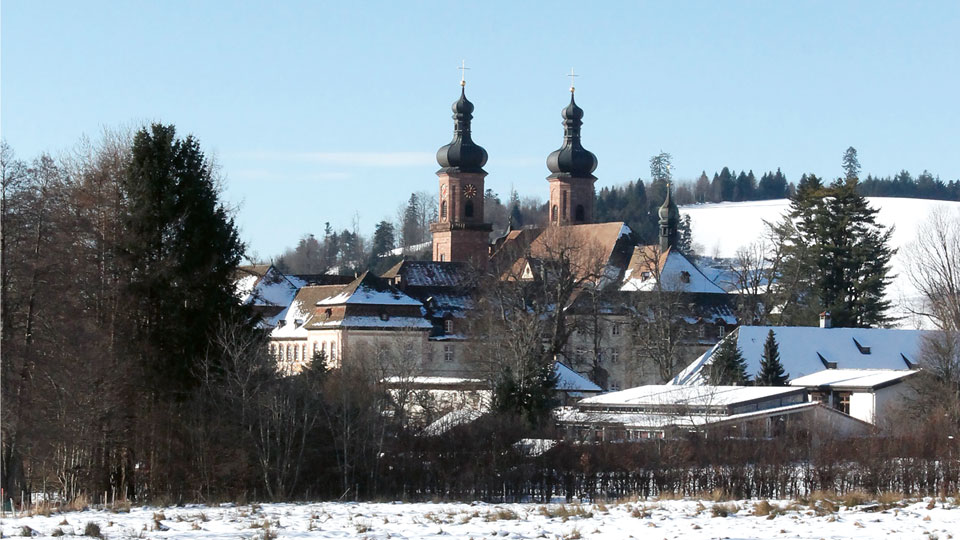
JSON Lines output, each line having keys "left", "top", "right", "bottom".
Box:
{"left": 253, "top": 74, "right": 735, "bottom": 393}
{"left": 430, "top": 74, "right": 622, "bottom": 266}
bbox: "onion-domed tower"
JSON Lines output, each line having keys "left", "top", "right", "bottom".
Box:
{"left": 658, "top": 183, "right": 680, "bottom": 252}
{"left": 430, "top": 82, "right": 493, "bottom": 265}
{"left": 546, "top": 86, "right": 598, "bottom": 225}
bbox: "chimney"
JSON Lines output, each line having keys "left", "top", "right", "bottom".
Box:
{"left": 819, "top": 311, "right": 832, "bottom": 328}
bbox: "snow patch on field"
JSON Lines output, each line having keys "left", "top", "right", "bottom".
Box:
{"left": 3, "top": 498, "right": 957, "bottom": 539}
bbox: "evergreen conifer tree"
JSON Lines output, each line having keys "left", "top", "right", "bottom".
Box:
{"left": 756, "top": 329, "right": 789, "bottom": 385}
{"left": 708, "top": 334, "right": 748, "bottom": 385}
{"left": 122, "top": 123, "right": 245, "bottom": 390}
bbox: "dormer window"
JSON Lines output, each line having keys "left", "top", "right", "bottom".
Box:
{"left": 277, "top": 319, "right": 286, "bottom": 327}
{"left": 444, "top": 319, "right": 454, "bottom": 334}
{"left": 680, "top": 271, "right": 691, "bottom": 284}
{"left": 380, "top": 312, "right": 390, "bottom": 321}
{"left": 294, "top": 318, "right": 303, "bottom": 327}
{"left": 642, "top": 271, "right": 652, "bottom": 280}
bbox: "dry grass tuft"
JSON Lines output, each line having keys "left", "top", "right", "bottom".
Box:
{"left": 710, "top": 502, "right": 738, "bottom": 518}
{"left": 485, "top": 508, "right": 519, "bottom": 521}
{"left": 83, "top": 521, "right": 102, "bottom": 538}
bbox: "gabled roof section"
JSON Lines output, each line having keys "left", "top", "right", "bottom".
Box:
{"left": 317, "top": 271, "right": 423, "bottom": 307}
{"left": 234, "top": 264, "right": 300, "bottom": 308}
{"left": 620, "top": 246, "right": 726, "bottom": 294}
{"left": 555, "top": 362, "right": 603, "bottom": 393}
{"left": 673, "top": 326, "right": 930, "bottom": 385}
{"left": 498, "top": 222, "right": 634, "bottom": 284}
{"left": 381, "top": 260, "right": 474, "bottom": 288}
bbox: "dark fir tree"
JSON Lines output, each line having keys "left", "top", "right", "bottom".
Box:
{"left": 649, "top": 151, "right": 672, "bottom": 183}
{"left": 776, "top": 173, "right": 894, "bottom": 327}
{"left": 122, "top": 123, "right": 245, "bottom": 390}
{"left": 755, "top": 329, "right": 788, "bottom": 385}
{"left": 709, "top": 334, "right": 748, "bottom": 385}
{"left": 817, "top": 178, "right": 895, "bottom": 326}
{"left": 677, "top": 214, "right": 693, "bottom": 255}
{"left": 842, "top": 146, "right": 861, "bottom": 181}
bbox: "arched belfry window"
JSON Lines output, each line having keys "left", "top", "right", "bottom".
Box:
{"left": 441, "top": 200, "right": 447, "bottom": 221}
{"left": 575, "top": 204, "right": 585, "bottom": 222}
{"left": 552, "top": 205, "right": 558, "bottom": 222}
{"left": 464, "top": 200, "right": 474, "bottom": 218}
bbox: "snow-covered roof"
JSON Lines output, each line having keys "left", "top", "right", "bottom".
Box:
{"left": 579, "top": 384, "right": 802, "bottom": 409}
{"left": 422, "top": 409, "right": 484, "bottom": 437}
{"left": 673, "top": 326, "right": 929, "bottom": 385}
{"left": 555, "top": 363, "right": 603, "bottom": 393}
{"left": 382, "top": 376, "right": 486, "bottom": 386}
{"left": 381, "top": 260, "right": 473, "bottom": 288}
{"left": 557, "top": 401, "right": 825, "bottom": 430}
{"left": 309, "top": 315, "right": 433, "bottom": 330}
{"left": 317, "top": 272, "right": 423, "bottom": 306}
{"left": 234, "top": 264, "right": 300, "bottom": 308}
{"left": 789, "top": 368, "right": 918, "bottom": 390}
{"left": 620, "top": 247, "right": 726, "bottom": 294}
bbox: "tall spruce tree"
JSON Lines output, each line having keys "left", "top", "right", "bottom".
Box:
{"left": 709, "top": 334, "right": 748, "bottom": 385}
{"left": 755, "top": 329, "right": 788, "bottom": 385}
{"left": 842, "top": 146, "right": 861, "bottom": 181}
{"left": 122, "top": 124, "right": 245, "bottom": 390}
{"left": 774, "top": 173, "right": 894, "bottom": 327}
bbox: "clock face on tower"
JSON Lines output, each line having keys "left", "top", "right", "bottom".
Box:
{"left": 464, "top": 184, "right": 477, "bottom": 198}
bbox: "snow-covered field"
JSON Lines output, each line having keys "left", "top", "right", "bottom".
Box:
{"left": 682, "top": 197, "right": 960, "bottom": 327}
{"left": 3, "top": 498, "right": 957, "bottom": 539}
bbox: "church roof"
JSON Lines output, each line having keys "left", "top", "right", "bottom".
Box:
{"left": 499, "top": 222, "right": 634, "bottom": 283}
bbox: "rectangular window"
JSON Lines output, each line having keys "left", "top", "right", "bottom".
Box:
{"left": 839, "top": 392, "right": 851, "bottom": 415}
{"left": 575, "top": 348, "right": 585, "bottom": 362}
{"left": 611, "top": 350, "right": 620, "bottom": 363}
{"left": 612, "top": 323, "right": 621, "bottom": 336}
{"left": 717, "top": 325, "right": 726, "bottom": 339}
{"left": 444, "top": 344, "right": 454, "bottom": 362}
{"left": 698, "top": 325, "right": 706, "bottom": 339}
{"left": 444, "top": 319, "right": 454, "bottom": 334}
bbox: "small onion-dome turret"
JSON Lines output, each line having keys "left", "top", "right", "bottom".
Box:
{"left": 546, "top": 92, "right": 598, "bottom": 178}
{"left": 436, "top": 87, "right": 488, "bottom": 174}
{"left": 659, "top": 184, "right": 679, "bottom": 221}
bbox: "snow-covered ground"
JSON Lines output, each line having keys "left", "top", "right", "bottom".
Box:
{"left": 3, "top": 498, "right": 957, "bottom": 539}
{"left": 682, "top": 197, "right": 960, "bottom": 328}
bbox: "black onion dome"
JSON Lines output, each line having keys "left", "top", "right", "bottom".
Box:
{"left": 436, "top": 88, "right": 488, "bottom": 173}
{"left": 659, "top": 185, "right": 679, "bottom": 221}
{"left": 546, "top": 93, "right": 597, "bottom": 178}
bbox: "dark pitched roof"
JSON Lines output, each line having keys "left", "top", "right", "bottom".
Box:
{"left": 381, "top": 260, "right": 474, "bottom": 288}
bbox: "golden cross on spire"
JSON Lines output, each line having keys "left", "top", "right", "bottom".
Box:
{"left": 568, "top": 68, "right": 579, "bottom": 93}
{"left": 459, "top": 59, "right": 470, "bottom": 87}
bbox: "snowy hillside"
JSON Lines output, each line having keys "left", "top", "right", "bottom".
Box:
{"left": 4, "top": 498, "right": 957, "bottom": 539}
{"left": 681, "top": 197, "right": 960, "bottom": 328}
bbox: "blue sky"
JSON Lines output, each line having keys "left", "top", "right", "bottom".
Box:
{"left": 3, "top": 1, "right": 958, "bottom": 259}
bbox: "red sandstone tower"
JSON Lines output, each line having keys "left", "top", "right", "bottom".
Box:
{"left": 545, "top": 87, "right": 598, "bottom": 225}
{"left": 430, "top": 83, "right": 492, "bottom": 266}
